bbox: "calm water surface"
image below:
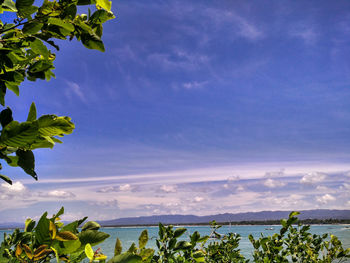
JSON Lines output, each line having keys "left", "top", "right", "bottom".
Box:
{"left": 1, "top": 225, "right": 349, "bottom": 261}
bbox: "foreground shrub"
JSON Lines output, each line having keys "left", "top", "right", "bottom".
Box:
{"left": 1, "top": 209, "right": 349, "bottom": 262}
{"left": 0, "top": 207, "right": 110, "bottom": 262}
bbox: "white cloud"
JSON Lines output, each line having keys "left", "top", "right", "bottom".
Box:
{"left": 316, "top": 194, "right": 336, "bottom": 204}
{"left": 1, "top": 181, "right": 26, "bottom": 192}
{"left": 264, "top": 178, "right": 286, "bottom": 188}
{"left": 194, "top": 196, "right": 204, "bottom": 202}
{"left": 119, "top": 184, "right": 132, "bottom": 191}
{"left": 160, "top": 185, "right": 177, "bottom": 193}
{"left": 47, "top": 190, "right": 75, "bottom": 198}
{"left": 300, "top": 172, "right": 326, "bottom": 185}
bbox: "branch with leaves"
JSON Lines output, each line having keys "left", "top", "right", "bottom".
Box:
{"left": 0, "top": 0, "right": 115, "bottom": 184}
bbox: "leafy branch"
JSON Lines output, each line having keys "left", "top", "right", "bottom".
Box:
{"left": 0, "top": 0, "right": 115, "bottom": 184}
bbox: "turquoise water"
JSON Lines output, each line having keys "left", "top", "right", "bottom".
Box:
{"left": 1, "top": 225, "right": 349, "bottom": 261}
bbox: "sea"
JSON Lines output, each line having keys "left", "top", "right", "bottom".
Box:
{"left": 1, "top": 224, "right": 349, "bottom": 261}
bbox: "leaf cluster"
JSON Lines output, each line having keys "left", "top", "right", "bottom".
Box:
{"left": 0, "top": 207, "right": 110, "bottom": 263}
{"left": 0, "top": 0, "right": 115, "bottom": 184}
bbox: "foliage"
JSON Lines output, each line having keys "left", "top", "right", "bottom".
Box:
{"left": 108, "top": 212, "right": 350, "bottom": 263}
{"left": 1, "top": 210, "right": 349, "bottom": 262}
{"left": 0, "top": 207, "right": 110, "bottom": 262}
{"left": 0, "top": 0, "right": 115, "bottom": 184}
{"left": 249, "top": 211, "right": 350, "bottom": 263}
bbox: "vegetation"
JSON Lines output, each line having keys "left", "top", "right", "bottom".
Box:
{"left": 0, "top": 0, "right": 115, "bottom": 184}
{"left": 1, "top": 210, "right": 349, "bottom": 262}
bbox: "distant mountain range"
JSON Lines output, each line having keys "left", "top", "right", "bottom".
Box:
{"left": 99, "top": 209, "right": 350, "bottom": 226}
{"left": 1, "top": 210, "right": 349, "bottom": 229}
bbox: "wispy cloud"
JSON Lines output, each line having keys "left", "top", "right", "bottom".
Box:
{"left": 289, "top": 24, "right": 318, "bottom": 45}
{"left": 65, "top": 80, "right": 87, "bottom": 103}
{"left": 300, "top": 172, "right": 326, "bottom": 185}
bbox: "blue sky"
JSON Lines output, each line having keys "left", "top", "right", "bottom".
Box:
{"left": 1, "top": 0, "right": 350, "bottom": 222}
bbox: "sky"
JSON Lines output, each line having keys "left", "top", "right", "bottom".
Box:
{"left": 1, "top": 0, "right": 350, "bottom": 222}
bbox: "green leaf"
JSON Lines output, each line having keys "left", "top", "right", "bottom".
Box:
{"left": 174, "top": 241, "right": 192, "bottom": 250}
{"left": 2, "top": 0, "right": 17, "bottom": 12}
{"left": 108, "top": 253, "right": 142, "bottom": 263}
{"left": 114, "top": 238, "right": 122, "bottom": 256}
{"left": 139, "top": 248, "right": 154, "bottom": 260}
{"left": 22, "top": 21, "right": 43, "bottom": 35}
{"left": 48, "top": 17, "right": 75, "bottom": 32}
{"left": 56, "top": 231, "right": 78, "bottom": 241}
{"left": 96, "top": 0, "right": 111, "bottom": 11}
{"left": 0, "top": 107, "right": 13, "bottom": 128}
{"left": 27, "top": 102, "right": 37, "bottom": 121}
{"left": 16, "top": 149, "right": 37, "bottom": 179}
{"left": 289, "top": 211, "right": 300, "bottom": 218}
{"left": 24, "top": 218, "right": 35, "bottom": 232}
{"left": 37, "top": 115, "right": 75, "bottom": 137}
{"left": 15, "top": 0, "right": 35, "bottom": 16}
{"left": 89, "top": 9, "right": 115, "bottom": 24}
{"left": 85, "top": 243, "right": 94, "bottom": 260}
{"left": 81, "top": 32, "right": 105, "bottom": 52}
{"left": 5, "top": 155, "right": 18, "bottom": 167}
{"left": 127, "top": 243, "right": 136, "bottom": 253}
{"left": 58, "top": 239, "right": 81, "bottom": 254}
{"left": 5, "top": 82, "right": 19, "bottom": 96}
{"left": 138, "top": 230, "right": 148, "bottom": 249}
{"left": 82, "top": 221, "right": 101, "bottom": 231}
{"left": 0, "top": 84, "right": 5, "bottom": 106}
{"left": 30, "top": 39, "right": 49, "bottom": 59}
{"left": 78, "top": 230, "right": 110, "bottom": 246}
{"left": 35, "top": 212, "right": 51, "bottom": 244}
{"left": 174, "top": 228, "right": 187, "bottom": 238}
{"left": 0, "top": 174, "right": 12, "bottom": 184}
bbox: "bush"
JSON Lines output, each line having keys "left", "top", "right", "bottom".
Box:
{"left": 1, "top": 209, "right": 349, "bottom": 262}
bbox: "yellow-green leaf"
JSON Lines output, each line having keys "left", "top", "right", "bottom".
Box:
{"left": 55, "top": 231, "right": 78, "bottom": 241}
{"left": 96, "top": 0, "right": 111, "bottom": 11}
{"left": 85, "top": 243, "right": 94, "bottom": 260}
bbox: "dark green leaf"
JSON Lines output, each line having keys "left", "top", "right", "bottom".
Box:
{"left": 174, "top": 228, "right": 187, "bottom": 238}
{"left": 0, "top": 107, "right": 13, "bottom": 128}
{"left": 78, "top": 230, "right": 110, "bottom": 246}
{"left": 27, "top": 102, "right": 37, "bottom": 121}
{"left": 35, "top": 212, "right": 51, "bottom": 244}
{"left": 81, "top": 33, "right": 105, "bottom": 52}
{"left": 0, "top": 174, "right": 12, "bottom": 184}
{"left": 16, "top": 149, "right": 37, "bottom": 179}
{"left": 22, "top": 22, "right": 43, "bottom": 35}
{"left": 108, "top": 253, "right": 142, "bottom": 263}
